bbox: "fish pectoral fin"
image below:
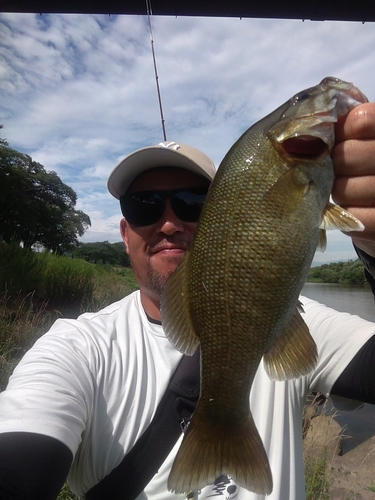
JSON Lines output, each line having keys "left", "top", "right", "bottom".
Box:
{"left": 263, "top": 308, "right": 318, "bottom": 381}
{"left": 261, "top": 167, "right": 309, "bottom": 214}
{"left": 320, "top": 202, "right": 365, "bottom": 232}
{"left": 160, "top": 250, "right": 200, "bottom": 355}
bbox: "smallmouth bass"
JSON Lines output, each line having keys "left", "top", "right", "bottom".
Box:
{"left": 161, "top": 77, "right": 366, "bottom": 495}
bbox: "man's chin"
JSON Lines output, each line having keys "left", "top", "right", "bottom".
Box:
{"left": 154, "top": 249, "right": 185, "bottom": 268}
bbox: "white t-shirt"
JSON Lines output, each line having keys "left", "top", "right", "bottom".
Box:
{"left": 0, "top": 291, "right": 373, "bottom": 500}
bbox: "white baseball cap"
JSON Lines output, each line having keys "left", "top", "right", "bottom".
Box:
{"left": 107, "top": 140, "right": 216, "bottom": 199}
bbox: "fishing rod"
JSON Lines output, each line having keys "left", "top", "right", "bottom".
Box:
{"left": 146, "top": 0, "right": 167, "bottom": 141}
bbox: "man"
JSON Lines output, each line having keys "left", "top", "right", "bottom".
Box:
{"left": 0, "top": 104, "right": 375, "bottom": 500}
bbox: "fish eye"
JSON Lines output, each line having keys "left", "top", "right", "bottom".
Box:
{"left": 293, "top": 91, "right": 310, "bottom": 103}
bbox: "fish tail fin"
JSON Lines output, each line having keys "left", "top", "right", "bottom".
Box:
{"left": 168, "top": 411, "right": 273, "bottom": 495}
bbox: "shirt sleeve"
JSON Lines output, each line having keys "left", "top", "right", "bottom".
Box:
{"left": 0, "top": 432, "right": 73, "bottom": 500}
{"left": 331, "top": 334, "right": 375, "bottom": 404}
{"left": 0, "top": 318, "right": 96, "bottom": 456}
{"left": 300, "top": 296, "right": 375, "bottom": 403}
{"left": 354, "top": 243, "right": 375, "bottom": 298}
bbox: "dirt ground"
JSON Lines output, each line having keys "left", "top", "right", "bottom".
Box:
{"left": 305, "top": 403, "right": 375, "bottom": 499}
{"left": 330, "top": 404, "right": 375, "bottom": 499}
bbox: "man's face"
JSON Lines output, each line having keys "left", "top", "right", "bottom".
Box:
{"left": 120, "top": 167, "right": 210, "bottom": 312}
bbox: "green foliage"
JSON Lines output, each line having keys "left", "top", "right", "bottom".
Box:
{"left": 0, "top": 125, "right": 7, "bottom": 146}
{"left": 0, "top": 293, "right": 54, "bottom": 391}
{"left": 307, "top": 259, "right": 366, "bottom": 285}
{"left": 43, "top": 253, "right": 95, "bottom": 316}
{"left": 0, "top": 239, "right": 138, "bottom": 497}
{"left": 0, "top": 242, "right": 46, "bottom": 298}
{"left": 0, "top": 245, "right": 138, "bottom": 318}
{"left": 0, "top": 142, "right": 91, "bottom": 253}
{"left": 72, "top": 241, "right": 130, "bottom": 267}
{"left": 305, "top": 446, "right": 330, "bottom": 500}
{"left": 57, "top": 483, "right": 79, "bottom": 500}
{"left": 0, "top": 246, "right": 138, "bottom": 388}
{"left": 303, "top": 397, "right": 338, "bottom": 500}
{"left": 88, "top": 265, "right": 138, "bottom": 312}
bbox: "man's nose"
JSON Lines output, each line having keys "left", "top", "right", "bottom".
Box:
{"left": 156, "top": 199, "right": 184, "bottom": 234}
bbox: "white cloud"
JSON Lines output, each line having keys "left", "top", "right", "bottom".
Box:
{"left": 1, "top": 13, "right": 374, "bottom": 261}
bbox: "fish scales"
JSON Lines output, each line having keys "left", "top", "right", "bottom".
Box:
{"left": 161, "top": 77, "right": 367, "bottom": 495}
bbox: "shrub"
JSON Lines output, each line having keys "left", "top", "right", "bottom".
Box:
{"left": 0, "top": 242, "right": 45, "bottom": 299}
{"left": 42, "top": 253, "right": 95, "bottom": 316}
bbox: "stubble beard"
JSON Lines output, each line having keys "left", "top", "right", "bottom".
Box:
{"left": 146, "top": 267, "right": 170, "bottom": 298}
{"left": 131, "top": 255, "right": 182, "bottom": 300}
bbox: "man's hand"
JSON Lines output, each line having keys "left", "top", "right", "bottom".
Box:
{"left": 332, "top": 102, "right": 375, "bottom": 254}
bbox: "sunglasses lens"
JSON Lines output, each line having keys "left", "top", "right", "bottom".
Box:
{"left": 120, "top": 187, "right": 208, "bottom": 226}
{"left": 172, "top": 189, "right": 207, "bottom": 222}
{"left": 120, "top": 193, "right": 163, "bottom": 226}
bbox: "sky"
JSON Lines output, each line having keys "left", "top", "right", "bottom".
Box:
{"left": 1, "top": 13, "right": 374, "bottom": 264}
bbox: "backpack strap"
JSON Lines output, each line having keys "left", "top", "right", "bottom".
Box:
{"left": 85, "top": 349, "right": 200, "bottom": 499}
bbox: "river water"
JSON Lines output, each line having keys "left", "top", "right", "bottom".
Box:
{"left": 302, "top": 282, "right": 375, "bottom": 453}
{"left": 302, "top": 282, "right": 375, "bottom": 322}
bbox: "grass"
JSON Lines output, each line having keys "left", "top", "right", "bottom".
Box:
{"left": 0, "top": 248, "right": 139, "bottom": 499}
{"left": 0, "top": 293, "right": 55, "bottom": 391}
{"left": 303, "top": 395, "right": 343, "bottom": 500}
{"left": 58, "top": 483, "right": 79, "bottom": 500}
{"left": 305, "top": 446, "right": 330, "bottom": 500}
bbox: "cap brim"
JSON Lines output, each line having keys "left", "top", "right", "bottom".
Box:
{"left": 108, "top": 144, "right": 215, "bottom": 199}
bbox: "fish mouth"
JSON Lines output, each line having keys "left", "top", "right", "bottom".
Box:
{"left": 280, "top": 135, "right": 329, "bottom": 159}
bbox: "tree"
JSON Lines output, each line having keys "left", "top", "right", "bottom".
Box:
{"left": 307, "top": 259, "right": 366, "bottom": 284}
{"left": 0, "top": 135, "right": 91, "bottom": 253}
{"left": 73, "top": 241, "right": 130, "bottom": 267}
{"left": 0, "top": 125, "right": 7, "bottom": 146}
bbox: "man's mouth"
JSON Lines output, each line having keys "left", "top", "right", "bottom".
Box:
{"left": 153, "top": 246, "right": 186, "bottom": 255}
{"left": 151, "top": 240, "right": 189, "bottom": 254}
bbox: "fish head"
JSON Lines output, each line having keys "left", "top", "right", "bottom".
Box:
{"left": 267, "top": 77, "right": 368, "bottom": 160}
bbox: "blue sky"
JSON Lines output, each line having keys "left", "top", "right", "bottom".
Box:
{"left": 1, "top": 13, "right": 374, "bottom": 264}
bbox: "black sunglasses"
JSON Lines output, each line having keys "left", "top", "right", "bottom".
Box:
{"left": 120, "top": 186, "right": 209, "bottom": 226}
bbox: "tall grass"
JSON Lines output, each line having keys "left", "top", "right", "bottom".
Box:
{"left": 0, "top": 244, "right": 138, "bottom": 388}
{"left": 303, "top": 396, "right": 343, "bottom": 500}
{"left": 43, "top": 253, "right": 95, "bottom": 316}
{"left": 0, "top": 244, "right": 139, "bottom": 499}
{"left": 0, "top": 293, "right": 54, "bottom": 391}
{"left": 57, "top": 483, "right": 79, "bottom": 500}
{"left": 0, "top": 242, "right": 45, "bottom": 299}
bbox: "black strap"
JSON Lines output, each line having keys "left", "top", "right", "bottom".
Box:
{"left": 85, "top": 349, "right": 200, "bottom": 500}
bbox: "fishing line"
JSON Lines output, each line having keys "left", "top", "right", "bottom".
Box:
{"left": 146, "top": 0, "right": 167, "bottom": 141}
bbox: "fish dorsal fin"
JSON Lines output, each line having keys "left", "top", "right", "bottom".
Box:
{"left": 263, "top": 305, "right": 318, "bottom": 381}
{"left": 160, "top": 250, "right": 200, "bottom": 355}
{"left": 320, "top": 202, "right": 365, "bottom": 232}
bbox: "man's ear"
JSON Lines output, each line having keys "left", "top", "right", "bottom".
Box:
{"left": 120, "top": 218, "right": 130, "bottom": 254}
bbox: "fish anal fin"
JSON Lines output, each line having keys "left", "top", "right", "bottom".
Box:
{"left": 168, "top": 411, "right": 273, "bottom": 495}
{"left": 160, "top": 250, "right": 199, "bottom": 355}
{"left": 320, "top": 202, "right": 365, "bottom": 232}
{"left": 263, "top": 308, "right": 318, "bottom": 381}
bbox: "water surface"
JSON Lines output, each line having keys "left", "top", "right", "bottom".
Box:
{"left": 302, "top": 282, "right": 375, "bottom": 322}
